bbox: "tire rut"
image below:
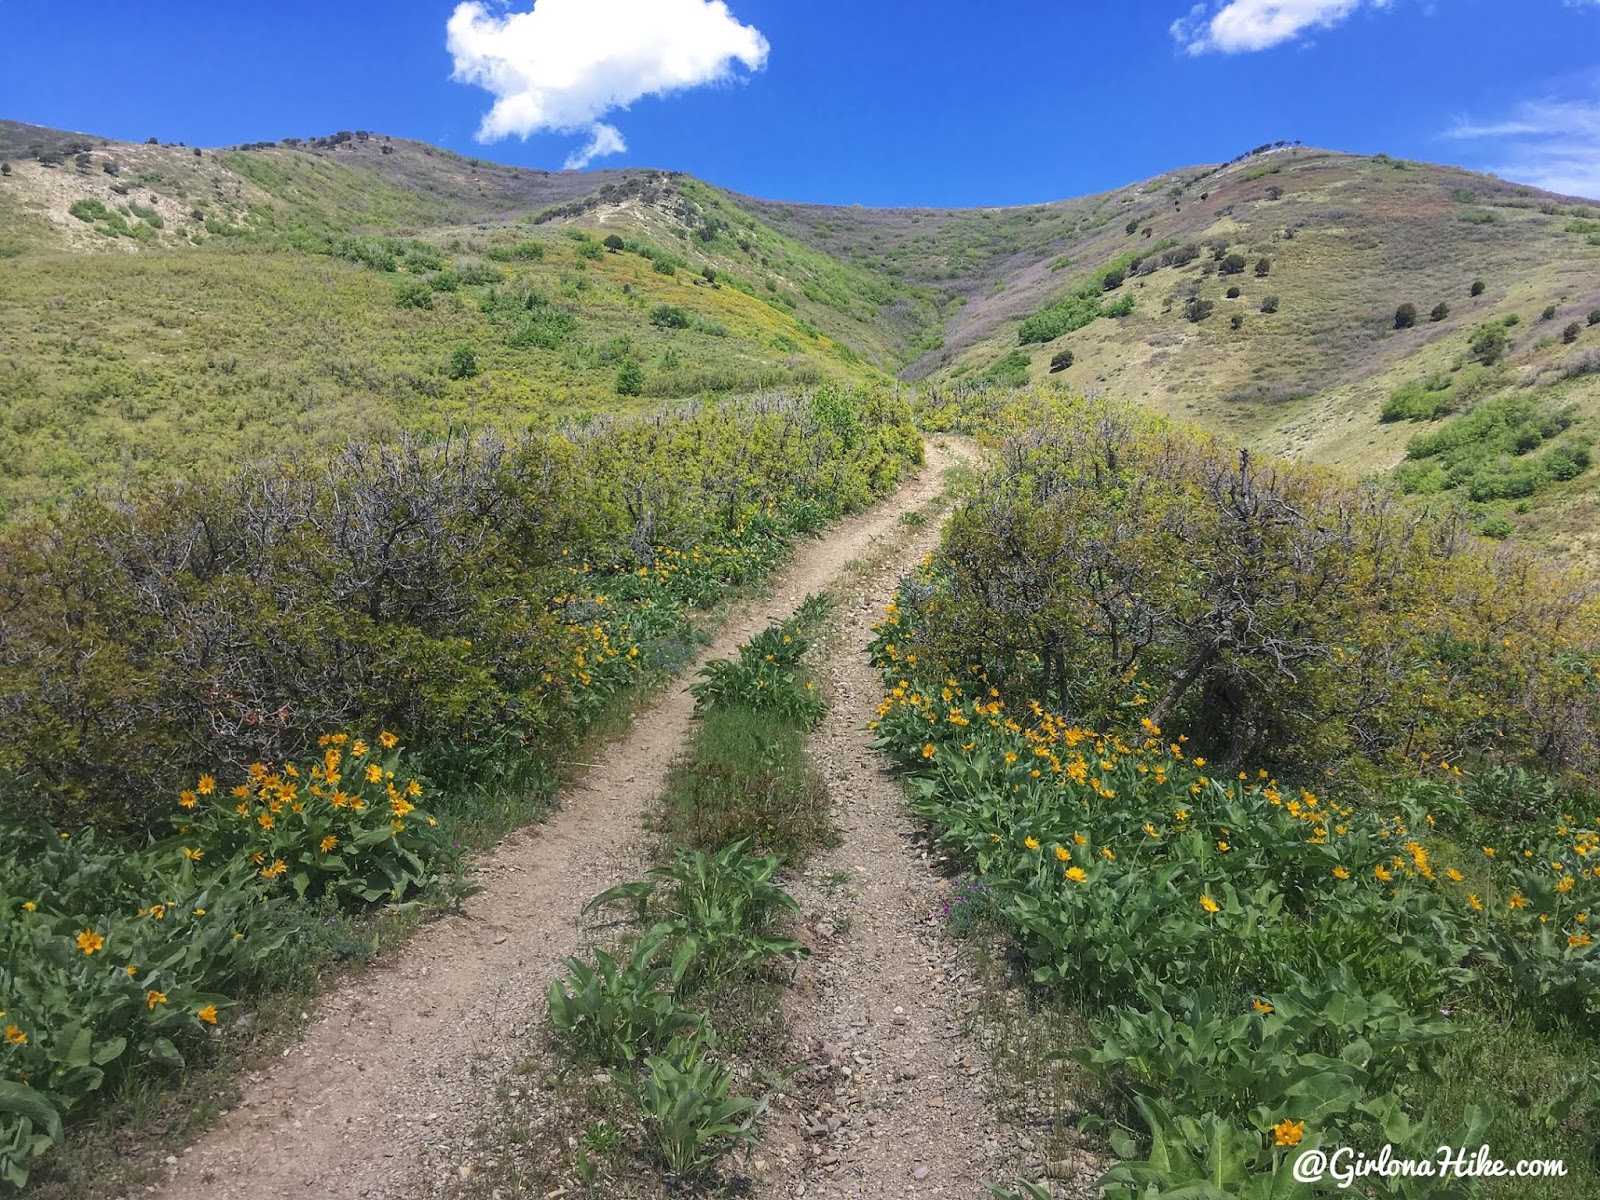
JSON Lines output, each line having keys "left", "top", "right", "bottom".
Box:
{"left": 755, "top": 449, "right": 1018, "bottom": 1199}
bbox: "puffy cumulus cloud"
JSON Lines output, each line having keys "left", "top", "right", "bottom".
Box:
{"left": 1446, "top": 94, "right": 1600, "bottom": 200}
{"left": 447, "top": 0, "right": 768, "bottom": 165}
{"left": 1171, "top": 0, "right": 1389, "bottom": 54}
{"left": 564, "top": 121, "right": 626, "bottom": 170}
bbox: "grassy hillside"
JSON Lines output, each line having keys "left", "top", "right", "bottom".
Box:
{"left": 0, "top": 125, "right": 882, "bottom": 516}
{"left": 5, "top": 121, "right": 1600, "bottom": 559}
{"left": 868, "top": 148, "right": 1600, "bottom": 562}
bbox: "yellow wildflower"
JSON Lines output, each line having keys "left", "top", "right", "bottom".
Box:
{"left": 1273, "top": 1119, "right": 1305, "bottom": 1147}
{"left": 76, "top": 930, "right": 105, "bottom": 955}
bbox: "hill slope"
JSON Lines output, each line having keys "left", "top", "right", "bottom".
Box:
{"left": 4, "top": 121, "right": 1599, "bottom": 559}
{"left": 0, "top": 123, "right": 888, "bottom": 515}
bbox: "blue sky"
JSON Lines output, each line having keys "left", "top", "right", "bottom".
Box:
{"left": 1, "top": 0, "right": 1596, "bottom": 205}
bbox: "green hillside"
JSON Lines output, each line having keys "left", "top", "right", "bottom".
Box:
{"left": 4, "top": 123, "right": 1599, "bottom": 559}
{"left": 0, "top": 124, "right": 885, "bottom": 516}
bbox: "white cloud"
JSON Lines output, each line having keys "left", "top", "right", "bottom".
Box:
{"left": 1446, "top": 95, "right": 1600, "bottom": 200}
{"left": 1171, "top": 0, "right": 1388, "bottom": 54}
{"left": 447, "top": 0, "right": 769, "bottom": 166}
{"left": 564, "top": 121, "right": 626, "bottom": 170}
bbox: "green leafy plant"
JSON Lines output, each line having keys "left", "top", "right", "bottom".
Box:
{"left": 689, "top": 605, "right": 829, "bottom": 727}
{"left": 629, "top": 1038, "right": 767, "bottom": 1181}
{"left": 585, "top": 842, "right": 806, "bottom": 994}
{"left": 545, "top": 935, "right": 703, "bottom": 1066}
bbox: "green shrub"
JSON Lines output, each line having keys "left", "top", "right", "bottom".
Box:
{"left": 1470, "top": 322, "right": 1508, "bottom": 365}
{"left": 0, "top": 392, "right": 922, "bottom": 831}
{"left": 67, "top": 199, "right": 110, "bottom": 224}
{"left": 1049, "top": 349, "right": 1074, "bottom": 373}
{"left": 1588, "top": 309, "right": 1600, "bottom": 327}
{"left": 986, "top": 349, "right": 1033, "bottom": 387}
{"left": 505, "top": 307, "right": 577, "bottom": 349}
{"left": 393, "top": 279, "right": 433, "bottom": 310}
{"left": 1394, "top": 303, "right": 1418, "bottom": 330}
{"left": 1259, "top": 295, "right": 1279, "bottom": 314}
{"left": 447, "top": 346, "right": 479, "bottom": 380}
{"left": 1565, "top": 322, "right": 1583, "bottom": 345}
{"left": 649, "top": 303, "right": 691, "bottom": 329}
{"left": 1431, "top": 301, "right": 1450, "bottom": 322}
{"left": 1184, "top": 296, "right": 1213, "bottom": 323}
{"left": 887, "top": 392, "right": 1600, "bottom": 781}
{"left": 1471, "top": 279, "right": 1486, "bottom": 297}
{"left": 1018, "top": 249, "right": 1152, "bottom": 343}
{"left": 1225, "top": 286, "right": 1241, "bottom": 299}
{"left": 615, "top": 358, "right": 645, "bottom": 396}
{"left": 1219, "top": 253, "right": 1248, "bottom": 276}
{"left": 1254, "top": 257, "right": 1271, "bottom": 277}
{"left": 1542, "top": 304, "right": 1558, "bottom": 322}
